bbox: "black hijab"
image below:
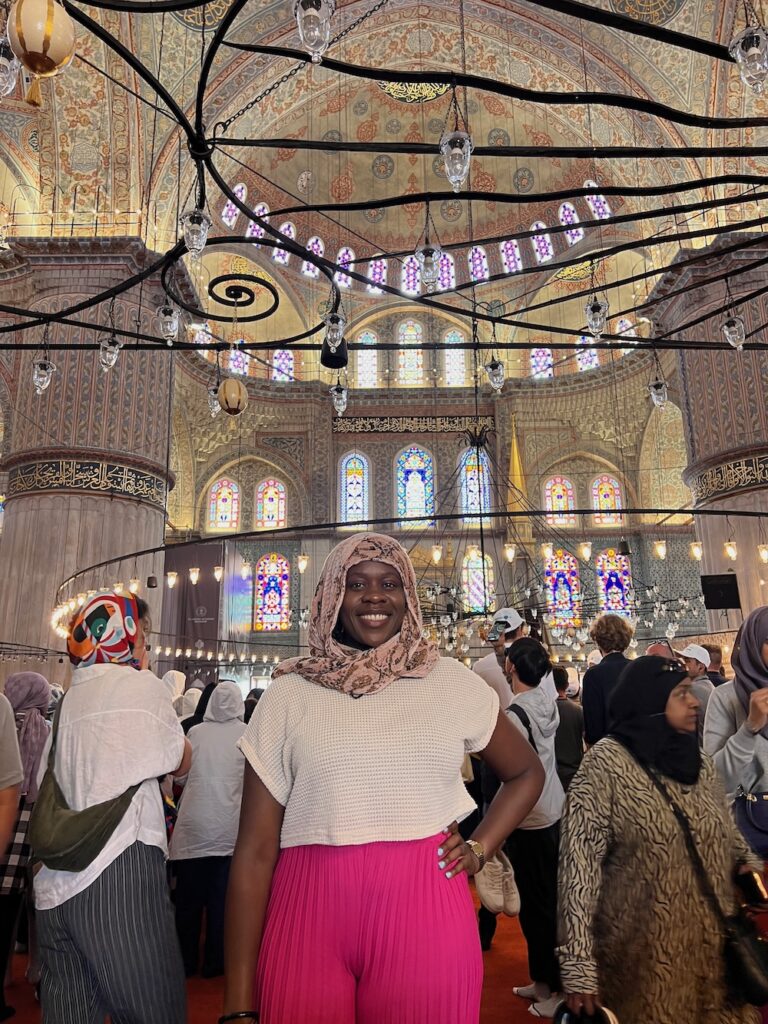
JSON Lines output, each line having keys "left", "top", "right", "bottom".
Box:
{"left": 732, "top": 606, "right": 768, "bottom": 740}
{"left": 183, "top": 680, "right": 217, "bottom": 734}
{"left": 609, "top": 655, "right": 701, "bottom": 786}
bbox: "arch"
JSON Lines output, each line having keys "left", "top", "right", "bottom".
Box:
{"left": 462, "top": 552, "right": 496, "bottom": 614}
{"left": 221, "top": 182, "right": 247, "bottom": 229}
{"left": 271, "top": 350, "right": 294, "bottom": 382}
{"left": 356, "top": 329, "right": 378, "bottom": 388}
{"left": 444, "top": 328, "right": 466, "bottom": 386}
{"left": 584, "top": 180, "right": 612, "bottom": 219}
{"left": 397, "top": 319, "right": 424, "bottom": 385}
{"left": 396, "top": 445, "right": 435, "bottom": 524}
{"left": 367, "top": 258, "right": 387, "bottom": 293}
{"left": 468, "top": 245, "right": 489, "bottom": 282}
{"left": 254, "top": 552, "right": 291, "bottom": 632}
{"left": 577, "top": 335, "right": 599, "bottom": 371}
{"left": 272, "top": 221, "right": 295, "bottom": 264}
{"left": 459, "top": 447, "right": 491, "bottom": 524}
{"left": 595, "top": 548, "right": 633, "bottom": 615}
{"left": 544, "top": 475, "right": 576, "bottom": 527}
{"left": 530, "top": 222, "right": 554, "bottom": 263}
{"left": 591, "top": 474, "right": 623, "bottom": 526}
{"left": 545, "top": 549, "right": 582, "bottom": 627}
{"left": 339, "top": 452, "right": 370, "bottom": 523}
{"left": 499, "top": 239, "right": 522, "bottom": 274}
{"left": 531, "top": 348, "right": 554, "bottom": 379}
{"left": 438, "top": 252, "right": 455, "bottom": 291}
{"left": 207, "top": 477, "right": 241, "bottom": 532}
{"left": 255, "top": 477, "right": 287, "bottom": 530}
{"left": 639, "top": 402, "right": 692, "bottom": 525}
{"left": 401, "top": 255, "right": 421, "bottom": 295}
{"left": 246, "top": 202, "right": 270, "bottom": 240}
{"left": 558, "top": 202, "right": 584, "bottom": 246}
{"left": 301, "top": 236, "right": 324, "bottom": 277}
{"left": 335, "top": 246, "right": 355, "bottom": 288}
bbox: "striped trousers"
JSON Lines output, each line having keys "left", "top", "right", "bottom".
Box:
{"left": 37, "top": 841, "right": 186, "bottom": 1024}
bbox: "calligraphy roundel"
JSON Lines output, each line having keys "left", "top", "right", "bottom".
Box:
{"left": 172, "top": 0, "right": 232, "bottom": 31}
{"left": 609, "top": 0, "right": 686, "bottom": 25}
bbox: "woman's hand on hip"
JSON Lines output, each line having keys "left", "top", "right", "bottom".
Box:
{"left": 565, "top": 991, "right": 599, "bottom": 1016}
{"left": 436, "top": 821, "right": 481, "bottom": 879}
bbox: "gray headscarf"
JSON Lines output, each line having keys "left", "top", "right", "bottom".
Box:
{"left": 732, "top": 606, "right": 768, "bottom": 739}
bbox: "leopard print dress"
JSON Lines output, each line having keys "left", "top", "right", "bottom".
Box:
{"left": 558, "top": 738, "right": 761, "bottom": 1024}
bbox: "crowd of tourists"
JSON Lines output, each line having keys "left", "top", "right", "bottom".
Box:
{"left": 0, "top": 533, "right": 767, "bottom": 1024}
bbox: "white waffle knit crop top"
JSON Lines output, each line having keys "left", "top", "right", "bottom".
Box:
{"left": 238, "top": 657, "right": 499, "bottom": 847}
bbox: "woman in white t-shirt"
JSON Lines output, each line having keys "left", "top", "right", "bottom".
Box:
{"left": 222, "top": 533, "right": 544, "bottom": 1024}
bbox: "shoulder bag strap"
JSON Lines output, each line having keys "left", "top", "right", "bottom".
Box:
{"left": 508, "top": 704, "right": 538, "bottom": 753}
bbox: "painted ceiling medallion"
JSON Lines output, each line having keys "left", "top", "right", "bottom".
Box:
{"left": 609, "top": 0, "right": 686, "bottom": 26}
{"left": 377, "top": 81, "right": 450, "bottom": 103}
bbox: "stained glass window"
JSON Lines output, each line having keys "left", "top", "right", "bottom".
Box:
{"left": 273, "top": 221, "right": 295, "bottom": 264}
{"left": 577, "top": 335, "right": 599, "bottom": 371}
{"left": 444, "top": 329, "right": 466, "bottom": 386}
{"left": 531, "top": 347, "right": 554, "bottom": 379}
{"left": 595, "top": 548, "right": 633, "bottom": 616}
{"left": 253, "top": 552, "right": 291, "bottom": 632}
{"left": 400, "top": 254, "right": 421, "bottom": 296}
{"left": 301, "top": 236, "right": 324, "bottom": 277}
{"left": 246, "top": 203, "right": 270, "bottom": 241}
{"left": 255, "top": 478, "right": 287, "bottom": 530}
{"left": 271, "top": 350, "right": 294, "bottom": 382}
{"left": 462, "top": 552, "right": 496, "bottom": 614}
{"left": 191, "top": 322, "right": 212, "bottom": 345}
{"left": 396, "top": 445, "right": 435, "bottom": 524}
{"left": 367, "top": 258, "right": 388, "bottom": 294}
{"left": 531, "top": 222, "right": 554, "bottom": 264}
{"left": 559, "top": 203, "right": 584, "bottom": 246}
{"left": 545, "top": 549, "right": 582, "bottom": 627}
{"left": 335, "top": 247, "right": 355, "bottom": 288}
{"left": 339, "top": 452, "right": 369, "bottom": 523}
{"left": 229, "top": 347, "right": 250, "bottom": 375}
{"left": 208, "top": 478, "right": 240, "bottom": 531}
{"left": 460, "top": 447, "right": 491, "bottom": 524}
{"left": 616, "top": 318, "right": 638, "bottom": 355}
{"left": 544, "top": 476, "right": 576, "bottom": 527}
{"left": 584, "top": 180, "right": 612, "bottom": 219}
{"left": 468, "top": 245, "right": 489, "bottom": 282}
{"left": 356, "top": 330, "right": 378, "bottom": 388}
{"left": 398, "top": 319, "right": 424, "bottom": 385}
{"left": 437, "top": 252, "right": 455, "bottom": 291}
{"left": 221, "top": 183, "right": 247, "bottom": 229}
{"left": 500, "top": 239, "right": 522, "bottom": 274}
{"left": 592, "top": 475, "right": 623, "bottom": 526}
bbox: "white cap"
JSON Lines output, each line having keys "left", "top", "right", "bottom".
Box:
{"left": 679, "top": 643, "right": 711, "bottom": 669}
{"left": 487, "top": 607, "right": 524, "bottom": 641}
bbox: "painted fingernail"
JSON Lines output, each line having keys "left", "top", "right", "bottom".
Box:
{"left": 437, "top": 847, "right": 444, "bottom": 856}
{"left": 446, "top": 870, "right": 453, "bottom": 879}
{"left": 438, "top": 860, "right": 446, "bottom": 869}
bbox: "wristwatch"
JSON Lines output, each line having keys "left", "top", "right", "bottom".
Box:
{"left": 466, "top": 838, "right": 486, "bottom": 871}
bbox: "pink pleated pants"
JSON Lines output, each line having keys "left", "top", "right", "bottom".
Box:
{"left": 255, "top": 834, "right": 483, "bottom": 1024}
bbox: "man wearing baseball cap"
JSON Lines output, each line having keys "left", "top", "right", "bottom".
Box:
{"left": 679, "top": 643, "right": 715, "bottom": 740}
{"left": 473, "top": 607, "right": 524, "bottom": 710}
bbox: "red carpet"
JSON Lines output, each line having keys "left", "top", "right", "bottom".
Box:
{"left": 6, "top": 911, "right": 533, "bottom": 1023}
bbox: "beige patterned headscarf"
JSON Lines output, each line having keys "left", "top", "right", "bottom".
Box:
{"left": 273, "top": 533, "right": 440, "bottom": 695}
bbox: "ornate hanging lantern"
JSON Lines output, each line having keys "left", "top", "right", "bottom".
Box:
{"left": 294, "top": 0, "right": 334, "bottom": 63}
{"left": 648, "top": 377, "right": 668, "bottom": 410}
{"left": 324, "top": 311, "right": 346, "bottom": 353}
{"left": 440, "top": 130, "right": 473, "bottom": 193}
{"left": 730, "top": 22, "right": 768, "bottom": 94}
{"left": 156, "top": 302, "right": 179, "bottom": 345}
{"left": 32, "top": 356, "right": 55, "bottom": 394}
{"left": 484, "top": 357, "right": 505, "bottom": 392}
{"left": 585, "top": 296, "right": 609, "bottom": 339}
{"left": 0, "top": 33, "right": 21, "bottom": 98}
{"left": 415, "top": 241, "right": 442, "bottom": 292}
{"left": 179, "top": 207, "right": 212, "bottom": 259}
{"left": 98, "top": 333, "right": 121, "bottom": 371}
{"left": 722, "top": 314, "right": 745, "bottom": 351}
{"left": 207, "top": 384, "right": 221, "bottom": 418}
{"left": 217, "top": 377, "right": 248, "bottom": 416}
{"left": 7, "top": 0, "right": 75, "bottom": 105}
{"left": 329, "top": 381, "right": 348, "bottom": 416}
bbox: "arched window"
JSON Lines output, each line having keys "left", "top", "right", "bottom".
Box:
{"left": 468, "top": 245, "right": 489, "bottom": 282}
{"left": 339, "top": 452, "right": 369, "bottom": 523}
{"left": 462, "top": 552, "right": 496, "bottom": 614}
{"left": 544, "top": 476, "right": 576, "bottom": 527}
{"left": 396, "top": 445, "right": 435, "bottom": 523}
{"left": 191, "top": 322, "right": 212, "bottom": 345}
{"left": 221, "top": 183, "right": 247, "bottom": 229}
{"left": 335, "top": 247, "right": 355, "bottom": 288}
{"left": 398, "top": 319, "right": 424, "bottom": 385}
{"left": 273, "top": 221, "right": 295, "bottom": 264}
{"left": 616, "top": 317, "right": 638, "bottom": 354}
{"left": 577, "top": 335, "right": 599, "bottom": 371}
{"left": 595, "top": 548, "right": 633, "bottom": 615}
{"left": 246, "top": 202, "right": 270, "bottom": 240}
{"left": 271, "top": 350, "right": 294, "bottom": 382}
{"left": 401, "top": 255, "right": 421, "bottom": 296}
{"left": 254, "top": 553, "right": 291, "bottom": 632}
{"left": 531, "top": 348, "right": 554, "bottom": 379}
{"left": 545, "top": 549, "right": 582, "bottom": 627}
{"left": 208, "top": 478, "right": 240, "bottom": 531}
{"left": 499, "top": 239, "right": 522, "bottom": 274}
{"left": 356, "top": 330, "right": 378, "bottom": 388}
{"left": 367, "top": 258, "right": 387, "bottom": 294}
{"left": 530, "top": 222, "right": 554, "bottom": 264}
{"left": 460, "top": 447, "right": 491, "bottom": 524}
{"left": 559, "top": 203, "right": 584, "bottom": 246}
{"left": 592, "top": 474, "right": 623, "bottom": 526}
{"left": 444, "top": 328, "right": 466, "bottom": 386}
{"left": 437, "top": 252, "right": 455, "bottom": 291}
{"left": 584, "top": 180, "right": 612, "bottom": 219}
{"left": 301, "top": 236, "right": 324, "bottom": 277}
{"left": 255, "top": 478, "right": 287, "bottom": 530}
{"left": 229, "top": 347, "right": 250, "bottom": 375}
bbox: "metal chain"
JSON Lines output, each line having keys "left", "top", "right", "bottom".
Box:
{"left": 217, "top": 0, "right": 392, "bottom": 135}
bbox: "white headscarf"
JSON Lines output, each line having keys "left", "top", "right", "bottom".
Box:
{"left": 174, "top": 687, "right": 203, "bottom": 719}
{"left": 162, "top": 670, "right": 186, "bottom": 701}
{"left": 204, "top": 681, "right": 244, "bottom": 723}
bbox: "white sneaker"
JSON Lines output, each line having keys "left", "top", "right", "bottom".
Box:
{"left": 528, "top": 994, "right": 563, "bottom": 1018}
{"left": 514, "top": 983, "right": 548, "bottom": 1001}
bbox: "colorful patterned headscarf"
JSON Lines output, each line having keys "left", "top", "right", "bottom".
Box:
{"left": 67, "top": 591, "right": 140, "bottom": 668}
{"left": 274, "top": 533, "right": 440, "bottom": 696}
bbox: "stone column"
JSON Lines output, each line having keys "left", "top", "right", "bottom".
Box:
{"left": 653, "top": 235, "right": 768, "bottom": 628}
{"left": 0, "top": 239, "right": 174, "bottom": 684}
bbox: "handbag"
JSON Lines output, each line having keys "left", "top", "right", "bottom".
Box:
{"left": 633, "top": 758, "right": 768, "bottom": 1006}
{"left": 473, "top": 848, "right": 520, "bottom": 917}
{"left": 28, "top": 695, "right": 141, "bottom": 872}
{"left": 734, "top": 790, "right": 768, "bottom": 859}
